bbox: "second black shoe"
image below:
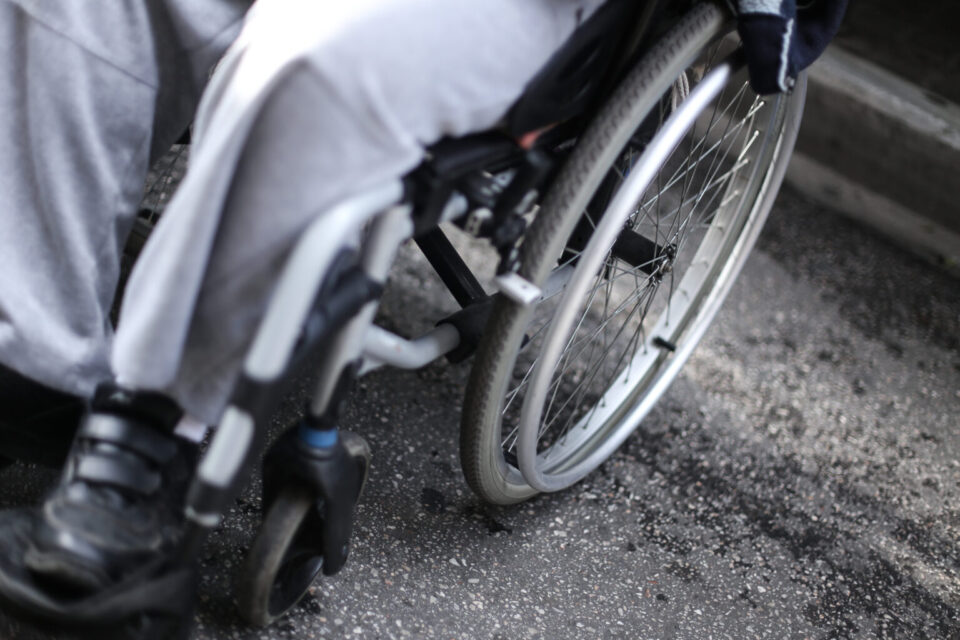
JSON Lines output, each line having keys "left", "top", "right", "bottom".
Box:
{"left": 0, "top": 363, "right": 83, "bottom": 467}
{"left": 23, "top": 384, "right": 196, "bottom": 595}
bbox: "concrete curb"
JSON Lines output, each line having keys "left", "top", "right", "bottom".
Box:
{"left": 786, "top": 46, "right": 960, "bottom": 275}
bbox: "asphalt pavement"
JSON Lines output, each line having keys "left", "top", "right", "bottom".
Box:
{"left": 1, "top": 183, "right": 957, "bottom": 640}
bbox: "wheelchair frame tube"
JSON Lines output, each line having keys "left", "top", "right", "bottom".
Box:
{"left": 243, "top": 182, "right": 405, "bottom": 382}
{"left": 187, "top": 181, "right": 404, "bottom": 534}
{"left": 359, "top": 324, "right": 460, "bottom": 374}
{"left": 309, "top": 204, "right": 414, "bottom": 415}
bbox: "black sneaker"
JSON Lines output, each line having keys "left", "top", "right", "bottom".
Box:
{"left": 0, "top": 363, "right": 83, "bottom": 467}
{"left": 23, "top": 384, "right": 196, "bottom": 595}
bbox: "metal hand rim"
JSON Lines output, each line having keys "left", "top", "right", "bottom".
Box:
{"left": 516, "top": 57, "right": 737, "bottom": 492}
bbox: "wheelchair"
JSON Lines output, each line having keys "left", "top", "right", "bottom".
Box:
{"left": 112, "top": 0, "right": 806, "bottom": 635}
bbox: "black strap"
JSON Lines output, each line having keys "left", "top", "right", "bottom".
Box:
{"left": 79, "top": 414, "right": 177, "bottom": 464}
{"left": 75, "top": 453, "right": 161, "bottom": 495}
{"left": 91, "top": 384, "right": 183, "bottom": 430}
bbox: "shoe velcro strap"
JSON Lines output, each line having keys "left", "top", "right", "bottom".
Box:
{"left": 91, "top": 384, "right": 183, "bottom": 430}
{"left": 80, "top": 414, "right": 177, "bottom": 464}
{"left": 75, "top": 453, "right": 162, "bottom": 495}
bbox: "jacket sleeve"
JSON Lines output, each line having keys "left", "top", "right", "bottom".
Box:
{"left": 734, "top": 0, "right": 849, "bottom": 95}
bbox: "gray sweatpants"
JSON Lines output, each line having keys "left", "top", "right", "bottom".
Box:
{"left": 0, "top": 0, "right": 250, "bottom": 397}
{"left": 0, "top": 0, "right": 603, "bottom": 424}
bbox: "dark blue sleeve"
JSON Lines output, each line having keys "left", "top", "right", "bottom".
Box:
{"left": 735, "top": 0, "right": 848, "bottom": 95}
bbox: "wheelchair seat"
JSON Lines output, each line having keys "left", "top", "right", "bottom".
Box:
{"left": 505, "top": 0, "right": 647, "bottom": 136}
{"left": 422, "top": 0, "right": 655, "bottom": 182}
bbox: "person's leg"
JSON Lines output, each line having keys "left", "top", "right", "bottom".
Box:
{"left": 0, "top": 0, "right": 251, "bottom": 604}
{"left": 0, "top": 1, "right": 248, "bottom": 464}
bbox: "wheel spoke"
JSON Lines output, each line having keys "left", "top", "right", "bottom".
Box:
{"left": 475, "top": 23, "right": 796, "bottom": 502}
{"left": 509, "top": 87, "right": 767, "bottom": 453}
{"left": 528, "top": 91, "right": 766, "bottom": 449}
{"left": 542, "top": 281, "right": 659, "bottom": 441}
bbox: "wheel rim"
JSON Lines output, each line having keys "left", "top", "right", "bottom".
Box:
{"left": 503, "top": 43, "right": 795, "bottom": 492}
{"left": 268, "top": 539, "right": 324, "bottom": 618}
{"left": 238, "top": 483, "right": 323, "bottom": 627}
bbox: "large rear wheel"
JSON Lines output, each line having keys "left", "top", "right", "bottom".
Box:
{"left": 460, "top": 1, "right": 805, "bottom": 504}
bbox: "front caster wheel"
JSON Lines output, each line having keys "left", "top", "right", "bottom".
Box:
{"left": 236, "top": 483, "right": 323, "bottom": 627}
{"left": 236, "top": 429, "right": 370, "bottom": 627}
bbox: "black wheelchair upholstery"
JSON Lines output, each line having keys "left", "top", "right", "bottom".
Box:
{"left": 421, "top": 0, "right": 663, "bottom": 183}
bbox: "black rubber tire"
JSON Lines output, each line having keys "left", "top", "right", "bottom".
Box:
{"left": 236, "top": 483, "right": 322, "bottom": 628}
{"left": 460, "top": 1, "right": 803, "bottom": 504}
